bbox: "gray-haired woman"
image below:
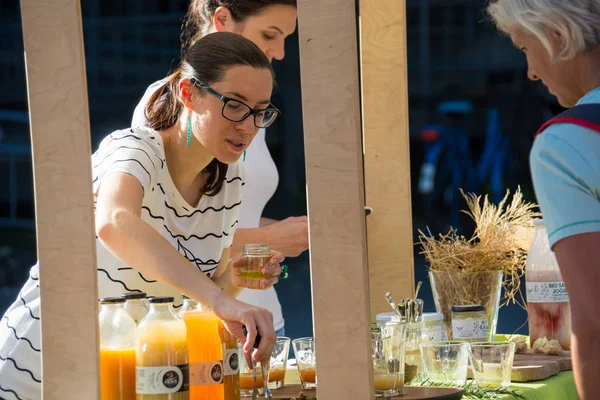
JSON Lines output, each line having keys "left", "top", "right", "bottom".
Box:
{"left": 488, "top": 1, "right": 600, "bottom": 398}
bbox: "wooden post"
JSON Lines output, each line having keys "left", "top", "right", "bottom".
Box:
{"left": 20, "top": 1, "right": 100, "bottom": 399}
{"left": 360, "top": 0, "right": 415, "bottom": 318}
{"left": 297, "top": 0, "right": 373, "bottom": 398}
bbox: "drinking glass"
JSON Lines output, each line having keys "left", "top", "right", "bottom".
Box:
{"left": 268, "top": 337, "right": 291, "bottom": 389}
{"left": 292, "top": 337, "right": 316, "bottom": 389}
{"left": 372, "top": 321, "right": 407, "bottom": 397}
{"left": 420, "top": 341, "right": 470, "bottom": 385}
{"left": 238, "top": 344, "right": 266, "bottom": 397}
{"left": 469, "top": 342, "right": 515, "bottom": 388}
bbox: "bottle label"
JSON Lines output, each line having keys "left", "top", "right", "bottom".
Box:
{"left": 136, "top": 364, "right": 189, "bottom": 394}
{"left": 452, "top": 319, "right": 488, "bottom": 339}
{"left": 526, "top": 282, "right": 569, "bottom": 303}
{"left": 190, "top": 361, "right": 224, "bottom": 386}
{"left": 223, "top": 346, "right": 239, "bottom": 376}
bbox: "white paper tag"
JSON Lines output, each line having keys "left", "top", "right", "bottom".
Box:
{"left": 189, "top": 361, "right": 223, "bottom": 386}
{"left": 526, "top": 282, "right": 569, "bottom": 303}
{"left": 222, "top": 347, "right": 239, "bottom": 376}
{"left": 452, "top": 319, "right": 488, "bottom": 339}
{"left": 136, "top": 365, "right": 188, "bottom": 394}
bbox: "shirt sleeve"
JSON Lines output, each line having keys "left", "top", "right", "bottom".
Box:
{"left": 131, "top": 80, "right": 168, "bottom": 128}
{"left": 92, "top": 131, "right": 162, "bottom": 195}
{"left": 530, "top": 126, "right": 600, "bottom": 248}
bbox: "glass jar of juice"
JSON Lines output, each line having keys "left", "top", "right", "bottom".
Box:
{"left": 181, "top": 302, "right": 225, "bottom": 399}
{"left": 136, "top": 296, "right": 189, "bottom": 399}
{"left": 122, "top": 292, "right": 149, "bottom": 325}
{"left": 240, "top": 244, "right": 271, "bottom": 280}
{"left": 99, "top": 296, "right": 137, "bottom": 400}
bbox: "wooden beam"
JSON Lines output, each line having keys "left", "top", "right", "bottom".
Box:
{"left": 360, "top": 0, "right": 415, "bottom": 318}
{"left": 296, "top": 0, "right": 373, "bottom": 398}
{"left": 20, "top": 1, "right": 100, "bottom": 399}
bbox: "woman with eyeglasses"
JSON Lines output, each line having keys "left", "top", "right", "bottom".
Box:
{"left": 0, "top": 32, "right": 282, "bottom": 400}
{"left": 132, "top": 0, "right": 307, "bottom": 339}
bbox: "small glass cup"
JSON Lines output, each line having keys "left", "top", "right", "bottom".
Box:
{"left": 469, "top": 342, "right": 516, "bottom": 388}
{"left": 268, "top": 337, "right": 291, "bottom": 389}
{"left": 292, "top": 337, "right": 317, "bottom": 389}
{"left": 372, "top": 321, "right": 407, "bottom": 397}
{"left": 420, "top": 341, "right": 471, "bottom": 385}
{"left": 238, "top": 344, "right": 266, "bottom": 397}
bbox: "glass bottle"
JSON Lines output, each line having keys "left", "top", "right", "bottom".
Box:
{"left": 99, "top": 297, "right": 137, "bottom": 400}
{"left": 526, "top": 219, "right": 571, "bottom": 349}
{"left": 136, "top": 296, "right": 189, "bottom": 399}
{"left": 122, "top": 292, "right": 149, "bottom": 325}
{"left": 240, "top": 244, "right": 271, "bottom": 280}
{"left": 181, "top": 301, "right": 228, "bottom": 399}
{"left": 178, "top": 295, "right": 198, "bottom": 317}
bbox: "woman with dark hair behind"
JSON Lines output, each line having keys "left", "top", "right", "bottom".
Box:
{"left": 133, "top": 0, "right": 306, "bottom": 338}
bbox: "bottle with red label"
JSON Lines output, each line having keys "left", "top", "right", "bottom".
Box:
{"left": 525, "top": 219, "right": 572, "bottom": 349}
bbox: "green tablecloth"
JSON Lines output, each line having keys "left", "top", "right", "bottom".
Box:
{"left": 498, "top": 371, "right": 578, "bottom": 400}
{"left": 491, "top": 334, "right": 577, "bottom": 399}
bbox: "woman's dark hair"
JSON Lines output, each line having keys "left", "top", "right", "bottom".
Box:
{"left": 181, "top": 0, "right": 297, "bottom": 58}
{"left": 145, "top": 32, "right": 274, "bottom": 196}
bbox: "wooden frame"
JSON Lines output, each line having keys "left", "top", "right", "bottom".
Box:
{"left": 21, "top": 1, "right": 100, "bottom": 399}
{"left": 21, "top": 0, "right": 412, "bottom": 398}
{"left": 360, "top": 0, "right": 415, "bottom": 317}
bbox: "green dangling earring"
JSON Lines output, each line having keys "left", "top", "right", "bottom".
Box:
{"left": 243, "top": 150, "right": 246, "bottom": 161}
{"left": 187, "top": 115, "right": 192, "bottom": 148}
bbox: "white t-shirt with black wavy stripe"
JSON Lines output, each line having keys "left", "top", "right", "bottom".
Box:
{"left": 93, "top": 126, "right": 243, "bottom": 306}
{"left": 0, "top": 126, "right": 243, "bottom": 400}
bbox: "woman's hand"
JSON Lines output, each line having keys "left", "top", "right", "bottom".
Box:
{"left": 212, "top": 293, "right": 276, "bottom": 367}
{"left": 231, "top": 250, "right": 285, "bottom": 290}
{"left": 263, "top": 216, "right": 309, "bottom": 257}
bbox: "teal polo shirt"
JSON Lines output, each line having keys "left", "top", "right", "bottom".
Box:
{"left": 530, "top": 87, "right": 600, "bottom": 248}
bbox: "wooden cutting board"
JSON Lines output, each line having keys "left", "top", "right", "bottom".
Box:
{"left": 468, "top": 350, "right": 572, "bottom": 382}
{"left": 270, "top": 385, "right": 464, "bottom": 399}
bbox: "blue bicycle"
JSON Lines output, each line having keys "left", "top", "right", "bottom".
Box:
{"left": 418, "top": 100, "right": 515, "bottom": 231}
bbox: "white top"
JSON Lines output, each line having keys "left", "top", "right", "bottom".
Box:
{"left": 132, "top": 81, "right": 284, "bottom": 330}
{"left": 93, "top": 127, "right": 243, "bottom": 306}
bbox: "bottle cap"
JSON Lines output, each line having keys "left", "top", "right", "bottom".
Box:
{"left": 148, "top": 296, "right": 175, "bottom": 304}
{"left": 121, "top": 292, "right": 147, "bottom": 300}
{"left": 99, "top": 297, "right": 126, "bottom": 304}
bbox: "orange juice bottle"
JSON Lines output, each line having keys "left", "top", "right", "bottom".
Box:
{"left": 99, "top": 297, "right": 137, "bottom": 400}
{"left": 218, "top": 320, "right": 240, "bottom": 400}
{"left": 181, "top": 302, "right": 225, "bottom": 399}
{"left": 136, "top": 296, "right": 189, "bottom": 399}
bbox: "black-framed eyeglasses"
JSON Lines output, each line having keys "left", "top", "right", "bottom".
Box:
{"left": 191, "top": 77, "right": 280, "bottom": 129}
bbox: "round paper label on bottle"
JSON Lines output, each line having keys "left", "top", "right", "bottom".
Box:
{"left": 223, "top": 347, "right": 239, "bottom": 376}
{"left": 136, "top": 364, "right": 189, "bottom": 394}
{"left": 189, "top": 361, "right": 224, "bottom": 386}
{"left": 526, "top": 282, "right": 569, "bottom": 303}
{"left": 452, "top": 319, "right": 488, "bottom": 339}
